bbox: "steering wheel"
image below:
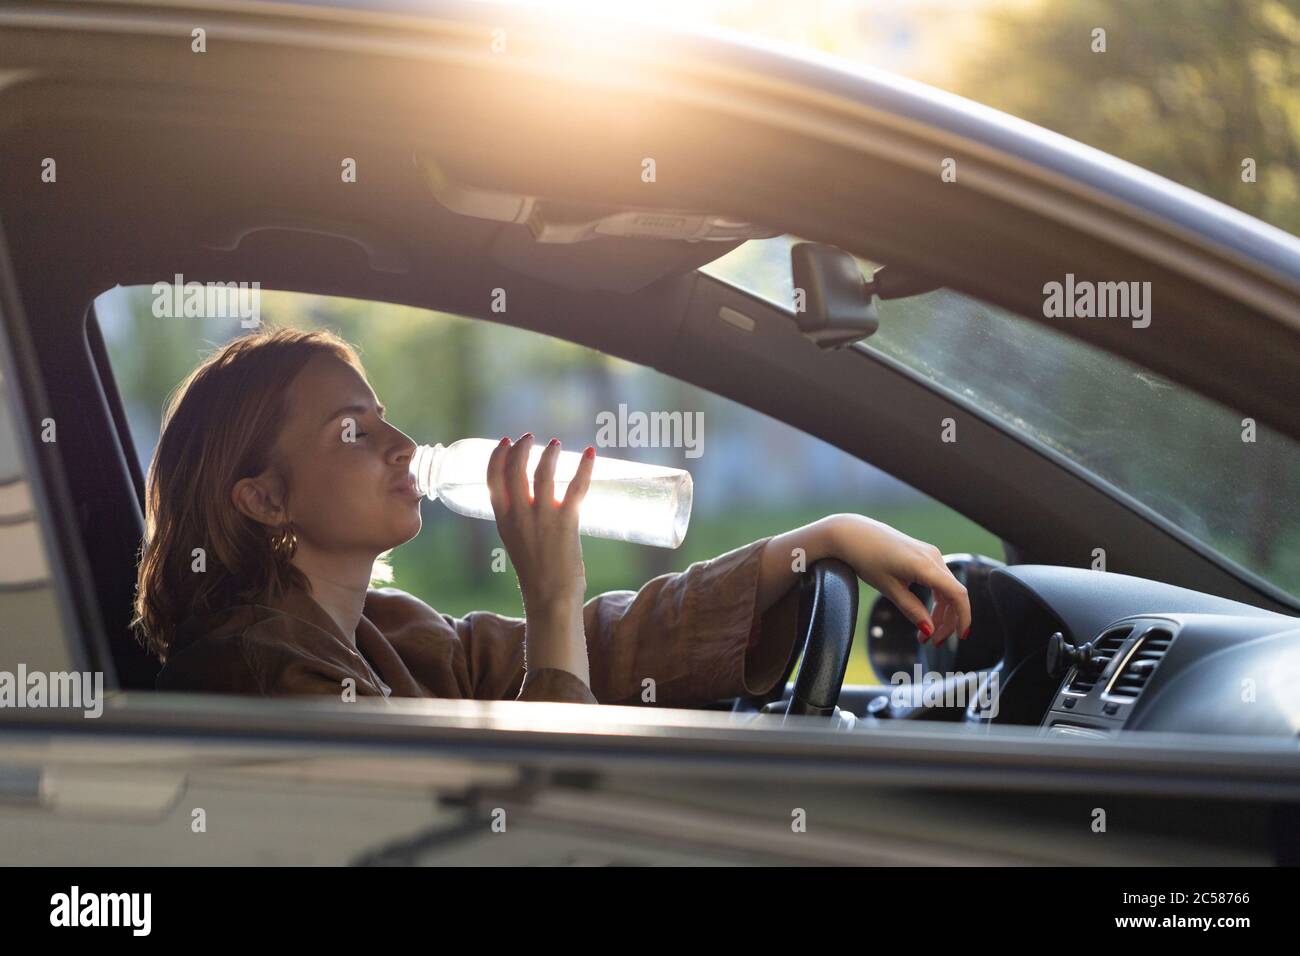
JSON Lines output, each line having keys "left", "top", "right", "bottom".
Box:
{"left": 732, "top": 558, "right": 858, "bottom": 718}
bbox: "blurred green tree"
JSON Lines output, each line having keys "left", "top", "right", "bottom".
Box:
{"left": 953, "top": 0, "right": 1299, "bottom": 234}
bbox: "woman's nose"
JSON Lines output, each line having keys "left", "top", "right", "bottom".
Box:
{"left": 387, "top": 426, "right": 417, "bottom": 462}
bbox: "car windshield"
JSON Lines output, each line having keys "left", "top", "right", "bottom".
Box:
{"left": 703, "top": 236, "right": 1300, "bottom": 602}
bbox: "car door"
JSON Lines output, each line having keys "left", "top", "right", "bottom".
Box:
{"left": 0, "top": 221, "right": 106, "bottom": 681}
{"left": 0, "top": 0, "right": 1297, "bottom": 873}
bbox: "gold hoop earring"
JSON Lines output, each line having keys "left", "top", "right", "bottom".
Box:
{"left": 270, "top": 522, "right": 298, "bottom": 561}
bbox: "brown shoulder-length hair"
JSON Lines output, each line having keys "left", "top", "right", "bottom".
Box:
{"left": 132, "top": 326, "right": 373, "bottom": 663}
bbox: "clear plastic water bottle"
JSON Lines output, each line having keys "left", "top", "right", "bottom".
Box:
{"left": 409, "top": 438, "right": 693, "bottom": 548}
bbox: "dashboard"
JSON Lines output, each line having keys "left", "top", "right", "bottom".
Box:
{"left": 864, "top": 560, "right": 1300, "bottom": 738}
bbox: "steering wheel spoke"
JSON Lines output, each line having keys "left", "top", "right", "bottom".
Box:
{"left": 732, "top": 558, "right": 859, "bottom": 719}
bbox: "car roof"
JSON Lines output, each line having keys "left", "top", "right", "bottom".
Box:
{"left": 193, "top": 0, "right": 1300, "bottom": 288}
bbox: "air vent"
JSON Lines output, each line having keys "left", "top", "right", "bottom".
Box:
{"left": 1066, "top": 627, "right": 1131, "bottom": 693}
{"left": 1107, "top": 628, "right": 1174, "bottom": 700}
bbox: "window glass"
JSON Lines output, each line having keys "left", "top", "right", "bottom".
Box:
{"left": 704, "top": 238, "right": 1300, "bottom": 600}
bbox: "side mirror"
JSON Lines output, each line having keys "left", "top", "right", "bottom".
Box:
{"left": 789, "top": 242, "right": 879, "bottom": 349}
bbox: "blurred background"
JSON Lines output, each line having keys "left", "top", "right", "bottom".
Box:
{"left": 96, "top": 0, "right": 1298, "bottom": 683}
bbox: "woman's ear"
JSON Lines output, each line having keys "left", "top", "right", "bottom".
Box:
{"left": 231, "top": 472, "right": 287, "bottom": 528}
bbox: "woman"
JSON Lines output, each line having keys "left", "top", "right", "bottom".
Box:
{"left": 137, "top": 327, "right": 970, "bottom": 706}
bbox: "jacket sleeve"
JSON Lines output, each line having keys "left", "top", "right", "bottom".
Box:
{"left": 577, "top": 534, "right": 801, "bottom": 707}
{"left": 363, "top": 589, "right": 597, "bottom": 704}
{"left": 375, "top": 534, "right": 802, "bottom": 708}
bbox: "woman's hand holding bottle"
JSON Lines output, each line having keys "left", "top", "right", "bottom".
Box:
{"left": 486, "top": 433, "right": 595, "bottom": 688}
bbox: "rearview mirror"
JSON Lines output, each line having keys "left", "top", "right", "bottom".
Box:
{"left": 790, "top": 242, "right": 879, "bottom": 349}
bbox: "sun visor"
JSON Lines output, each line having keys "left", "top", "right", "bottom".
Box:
{"left": 416, "top": 151, "right": 773, "bottom": 291}
{"left": 415, "top": 151, "right": 775, "bottom": 245}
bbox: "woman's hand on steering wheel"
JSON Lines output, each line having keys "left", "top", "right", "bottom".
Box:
{"left": 826, "top": 514, "right": 971, "bottom": 645}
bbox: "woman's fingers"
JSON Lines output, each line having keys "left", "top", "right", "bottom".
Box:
{"left": 561, "top": 445, "right": 595, "bottom": 518}
{"left": 488, "top": 431, "right": 591, "bottom": 618}
{"left": 534, "top": 438, "right": 561, "bottom": 508}
{"left": 930, "top": 599, "right": 955, "bottom": 645}
{"left": 486, "top": 436, "right": 511, "bottom": 516}
{"left": 885, "top": 582, "right": 933, "bottom": 639}
{"left": 505, "top": 432, "right": 533, "bottom": 509}
{"left": 914, "top": 559, "right": 972, "bottom": 640}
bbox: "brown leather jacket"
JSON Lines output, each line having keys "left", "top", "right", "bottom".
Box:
{"left": 155, "top": 536, "right": 802, "bottom": 706}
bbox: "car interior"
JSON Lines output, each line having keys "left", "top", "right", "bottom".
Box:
{"left": 1, "top": 10, "right": 1298, "bottom": 741}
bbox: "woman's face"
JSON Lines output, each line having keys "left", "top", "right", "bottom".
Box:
{"left": 257, "top": 353, "right": 423, "bottom": 555}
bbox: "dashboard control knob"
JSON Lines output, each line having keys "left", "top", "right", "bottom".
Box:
{"left": 1046, "top": 631, "right": 1099, "bottom": 678}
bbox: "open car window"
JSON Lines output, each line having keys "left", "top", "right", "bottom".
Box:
{"left": 704, "top": 237, "right": 1300, "bottom": 603}
{"left": 94, "top": 283, "right": 1001, "bottom": 687}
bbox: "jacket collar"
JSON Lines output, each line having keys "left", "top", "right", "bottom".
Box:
{"left": 267, "top": 581, "right": 355, "bottom": 646}
{"left": 264, "top": 581, "right": 413, "bottom": 696}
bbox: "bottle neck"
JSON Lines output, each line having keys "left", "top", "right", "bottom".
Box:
{"left": 409, "top": 443, "right": 446, "bottom": 499}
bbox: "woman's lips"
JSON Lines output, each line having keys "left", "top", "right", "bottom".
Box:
{"left": 390, "top": 475, "right": 420, "bottom": 499}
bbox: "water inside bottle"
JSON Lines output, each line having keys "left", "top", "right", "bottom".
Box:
{"left": 438, "top": 470, "right": 692, "bottom": 548}
{"left": 412, "top": 439, "right": 693, "bottom": 548}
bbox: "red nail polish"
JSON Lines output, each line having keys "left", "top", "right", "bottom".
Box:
{"left": 583, "top": 446, "right": 595, "bottom": 459}
{"left": 549, "top": 438, "right": 559, "bottom": 446}
{"left": 919, "top": 620, "right": 933, "bottom": 637}
{"left": 521, "top": 432, "right": 533, "bottom": 441}
{"left": 499, "top": 436, "right": 510, "bottom": 446}
{"left": 962, "top": 627, "right": 971, "bottom": 640}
